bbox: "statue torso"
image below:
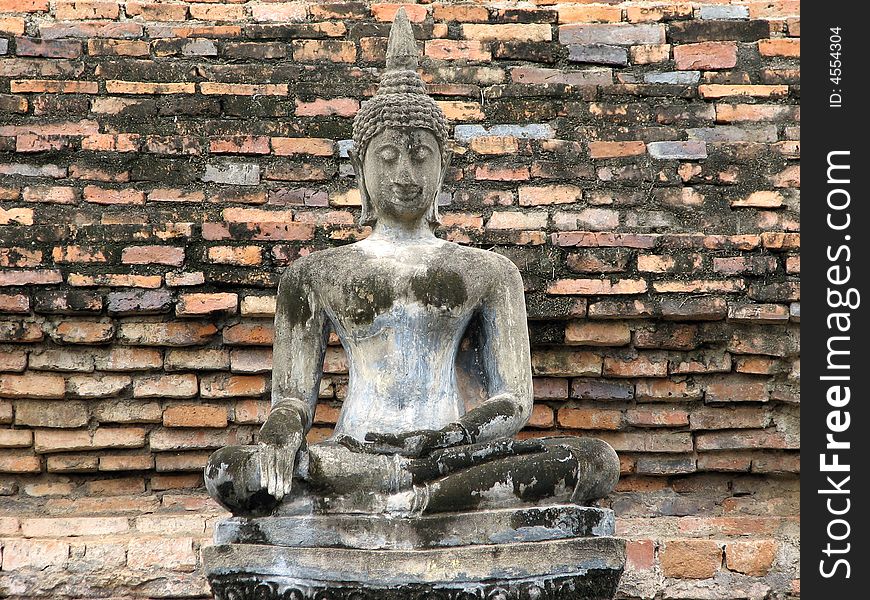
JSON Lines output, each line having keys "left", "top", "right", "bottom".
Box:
{"left": 303, "top": 237, "right": 499, "bottom": 441}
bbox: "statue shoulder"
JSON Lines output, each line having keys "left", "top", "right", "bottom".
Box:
{"left": 279, "top": 245, "right": 359, "bottom": 287}
{"left": 447, "top": 244, "right": 522, "bottom": 287}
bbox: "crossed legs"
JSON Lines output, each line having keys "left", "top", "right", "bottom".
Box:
{"left": 204, "top": 436, "right": 619, "bottom": 517}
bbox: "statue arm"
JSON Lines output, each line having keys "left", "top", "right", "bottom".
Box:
{"left": 456, "top": 256, "right": 534, "bottom": 443}
{"left": 265, "top": 264, "right": 331, "bottom": 439}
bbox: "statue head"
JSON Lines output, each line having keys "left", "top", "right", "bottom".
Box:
{"left": 349, "top": 8, "right": 451, "bottom": 228}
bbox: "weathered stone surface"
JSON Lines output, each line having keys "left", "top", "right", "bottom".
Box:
{"left": 205, "top": 536, "right": 625, "bottom": 596}
{"left": 216, "top": 505, "right": 615, "bottom": 550}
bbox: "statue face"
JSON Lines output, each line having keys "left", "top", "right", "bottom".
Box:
{"left": 360, "top": 127, "right": 443, "bottom": 225}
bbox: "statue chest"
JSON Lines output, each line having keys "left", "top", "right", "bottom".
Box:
{"left": 322, "top": 263, "right": 478, "bottom": 338}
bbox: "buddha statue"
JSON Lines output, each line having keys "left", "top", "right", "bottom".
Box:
{"left": 203, "top": 9, "right": 619, "bottom": 521}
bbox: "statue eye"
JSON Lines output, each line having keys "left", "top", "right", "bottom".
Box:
{"left": 412, "top": 146, "right": 431, "bottom": 161}
{"left": 378, "top": 146, "right": 399, "bottom": 162}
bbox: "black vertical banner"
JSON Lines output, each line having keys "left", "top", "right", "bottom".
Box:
{"left": 803, "top": 3, "right": 866, "bottom": 597}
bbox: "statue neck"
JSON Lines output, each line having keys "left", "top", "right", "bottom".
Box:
{"left": 369, "top": 217, "right": 437, "bottom": 243}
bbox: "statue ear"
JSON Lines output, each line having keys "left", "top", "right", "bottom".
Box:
{"left": 349, "top": 147, "right": 376, "bottom": 226}
{"left": 427, "top": 148, "right": 453, "bottom": 226}
{"left": 438, "top": 147, "right": 453, "bottom": 190}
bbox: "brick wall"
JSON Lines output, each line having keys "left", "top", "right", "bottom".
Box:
{"left": 0, "top": 1, "right": 799, "bottom": 598}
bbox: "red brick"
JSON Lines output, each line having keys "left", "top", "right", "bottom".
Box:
{"left": 293, "top": 39, "right": 357, "bottom": 63}
{"left": 626, "top": 539, "right": 655, "bottom": 570}
{"left": 176, "top": 293, "right": 238, "bottom": 316}
{"left": 149, "top": 427, "right": 252, "bottom": 452}
{"left": 95, "top": 347, "right": 163, "bottom": 371}
{"left": 438, "top": 101, "right": 484, "bottom": 122}
{"left": 0, "top": 429, "right": 32, "bottom": 448}
{"left": 674, "top": 42, "right": 737, "bottom": 70}
{"left": 106, "top": 81, "right": 194, "bottom": 95}
{"left": 704, "top": 375, "right": 769, "bottom": 403}
{"left": 0, "top": 372, "right": 66, "bottom": 398}
{"left": 0, "top": 206, "right": 32, "bottom": 225}
{"left": 462, "top": 23, "right": 551, "bottom": 42}
{"left": 625, "top": 407, "right": 689, "bottom": 428}
{"left": 564, "top": 321, "right": 631, "bottom": 346}
{"left": 52, "top": 246, "right": 107, "bottom": 264}
{"left": 52, "top": 320, "right": 115, "bottom": 343}
{"left": 690, "top": 407, "right": 769, "bottom": 431}
{"left": 527, "top": 404, "right": 554, "bottom": 428}
{"left": 588, "top": 141, "right": 646, "bottom": 159}
{"left": 699, "top": 84, "right": 790, "bottom": 99}
{"left": 597, "top": 431, "right": 692, "bottom": 453}
{"left": 45, "top": 454, "right": 100, "bottom": 473}
{"left": 133, "top": 373, "right": 198, "bottom": 398}
{"left": 1, "top": 539, "right": 69, "bottom": 570}
{"left": 234, "top": 399, "right": 271, "bottom": 424}
{"left": 660, "top": 539, "right": 723, "bottom": 578}
{"left": 55, "top": 1, "right": 119, "bottom": 20}
{"left": 15, "top": 400, "right": 88, "bottom": 428}
{"left": 34, "top": 427, "right": 145, "bottom": 453}
{"left": 0, "top": 450, "right": 41, "bottom": 472}
{"left": 372, "top": 3, "right": 428, "bottom": 22}
{"left": 125, "top": 2, "right": 188, "bottom": 21}
{"left": 0, "top": 400, "right": 12, "bottom": 424}
{"left": 21, "top": 516, "right": 128, "bottom": 537}
{"left": 87, "top": 38, "right": 150, "bottom": 56}
{"left": 531, "top": 349, "right": 602, "bottom": 377}
{"left": 547, "top": 278, "right": 647, "bottom": 295}
{"left": 603, "top": 354, "right": 668, "bottom": 378}
{"left": 164, "top": 404, "right": 228, "bottom": 428}
{"left": 150, "top": 473, "right": 202, "bottom": 490}
{"left": 0, "top": 320, "right": 43, "bottom": 343}
{"left": 476, "top": 165, "right": 531, "bottom": 182}
{"left": 83, "top": 186, "right": 145, "bottom": 205}
{"left": 630, "top": 44, "right": 670, "bottom": 64}
{"left": 223, "top": 322, "right": 273, "bottom": 346}
{"left": 0, "top": 293, "right": 30, "bottom": 311}
{"left": 83, "top": 476, "right": 145, "bottom": 496}
{"left": 697, "top": 428, "right": 797, "bottom": 451}
{"left": 726, "top": 540, "right": 777, "bottom": 575}
{"left": 558, "top": 5, "right": 622, "bottom": 23}
{"left": 670, "top": 351, "right": 731, "bottom": 374}
{"left": 11, "top": 79, "right": 98, "bottom": 93}
{"left": 295, "top": 98, "right": 359, "bottom": 117}
{"left": 653, "top": 279, "right": 744, "bottom": 293}
{"left": 557, "top": 407, "right": 621, "bottom": 430}
{"left": 697, "top": 453, "right": 753, "bottom": 472}
{"left": 155, "top": 450, "right": 212, "bottom": 472}
{"left": 0, "top": 0, "right": 49, "bottom": 11}
{"left": 635, "top": 378, "right": 702, "bottom": 401}
{"left": 200, "top": 373, "right": 267, "bottom": 398}
{"left": 434, "top": 3, "right": 489, "bottom": 22}
{"left": 127, "top": 537, "right": 196, "bottom": 571}
{"left": 426, "top": 39, "right": 491, "bottom": 61}
{"left": 99, "top": 454, "right": 154, "bottom": 471}
{"left": 734, "top": 356, "right": 781, "bottom": 375}
{"left": 117, "top": 322, "right": 218, "bottom": 346}
{"left": 759, "top": 38, "right": 799, "bottom": 57}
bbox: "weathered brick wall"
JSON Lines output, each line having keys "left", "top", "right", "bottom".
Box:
{"left": 0, "top": 1, "right": 799, "bottom": 598}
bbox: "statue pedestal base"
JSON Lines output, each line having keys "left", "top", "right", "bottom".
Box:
{"left": 203, "top": 505, "right": 626, "bottom": 600}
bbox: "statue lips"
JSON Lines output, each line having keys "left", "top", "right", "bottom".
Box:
{"left": 391, "top": 183, "right": 423, "bottom": 204}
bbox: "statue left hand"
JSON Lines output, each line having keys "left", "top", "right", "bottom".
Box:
{"left": 362, "top": 424, "right": 469, "bottom": 457}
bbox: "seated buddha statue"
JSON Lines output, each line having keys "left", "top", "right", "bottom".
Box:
{"left": 204, "top": 9, "right": 619, "bottom": 518}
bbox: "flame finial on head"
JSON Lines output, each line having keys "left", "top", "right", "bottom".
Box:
{"left": 385, "top": 7, "right": 418, "bottom": 72}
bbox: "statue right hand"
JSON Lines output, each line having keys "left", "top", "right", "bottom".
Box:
{"left": 257, "top": 409, "right": 306, "bottom": 501}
